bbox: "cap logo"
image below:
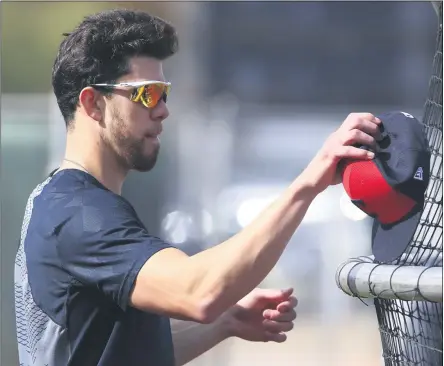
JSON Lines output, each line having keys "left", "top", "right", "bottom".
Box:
{"left": 414, "top": 167, "right": 424, "bottom": 181}
{"left": 400, "top": 111, "right": 415, "bottom": 119}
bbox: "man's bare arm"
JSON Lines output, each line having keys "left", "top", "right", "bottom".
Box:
{"left": 129, "top": 113, "right": 380, "bottom": 323}
{"left": 170, "top": 317, "right": 230, "bottom": 366}
{"left": 130, "top": 176, "right": 315, "bottom": 322}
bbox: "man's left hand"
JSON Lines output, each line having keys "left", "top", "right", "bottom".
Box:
{"left": 225, "top": 287, "right": 297, "bottom": 343}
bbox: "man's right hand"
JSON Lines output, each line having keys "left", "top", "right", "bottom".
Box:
{"left": 300, "top": 112, "right": 382, "bottom": 194}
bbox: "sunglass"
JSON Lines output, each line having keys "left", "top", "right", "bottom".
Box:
{"left": 91, "top": 80, "right": 171, "bottom": 109}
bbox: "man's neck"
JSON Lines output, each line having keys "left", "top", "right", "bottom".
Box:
{"left": 62, "top": 134, "right": 127, "bottom": 195}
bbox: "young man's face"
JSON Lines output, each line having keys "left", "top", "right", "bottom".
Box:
{"left": 101, "top": 56, "right": 170, "bottom": 172}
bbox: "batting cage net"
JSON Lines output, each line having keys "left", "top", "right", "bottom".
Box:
{"left": 336, "top": 2, "right": 443, "bottom": 365}
{"left": 374, "top": 4, "right": 443, "bottom": 365}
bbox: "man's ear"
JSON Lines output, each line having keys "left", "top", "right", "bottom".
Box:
{"left": 78, "top": 87, "right": 105, "bottom": 122}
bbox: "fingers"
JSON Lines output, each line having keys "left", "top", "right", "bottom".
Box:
{"left": 252, "top": 287, "right": 294, "bottom": 303}
{"left": 263, "top": 318, "right": 294, "bottom": 332}
{"left": 263, "top": 295, "right": 298, "bottom": 325}
{"left": 264, "top": 306, "right": 297, "bottom": 321}
{"left": 261, "top": 294, "right": 297, "bottom": 343}
{"left": 341, "top": 113, "right": 382, "bottom": 146}
{"left": 263, "top": 295, "right": 297, "bottom": 316}
{"left": 334, "top": 145, "right": 375, "bottom": 160}
{"left": 280, "top": 287, "right": 294, "bottom": 298}
{"left": 265, "top": 309, "right": 297, "bottom": 323}
{"left": 323, "top": 113, "right": 382, "bottom": 163}
{"left": 262, "top": 319, "right": 293, "bottom": 343}
{"left": 340, "top": 113, "right": 382, "bottom": 146}
{"left": 350, "top": 118, "right": 382, "bottom": 140}
{"left": 276, "top": 296, "right": 298, "bottom": 313}
{"left": 300, "top": 112, "right": 382, "bottom": 192}
{"left": 343, "top": 112, "right": 381, "bottom": 132}
{"left": 340, "top": 129, "right": 376, "bottom": 149}
{"left": 264, "top": 331, "right": 287, "bottom": 343}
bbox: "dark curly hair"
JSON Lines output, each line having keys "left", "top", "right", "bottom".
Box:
{"left": 52, "top": 9, "right": 178, "bottom": 128}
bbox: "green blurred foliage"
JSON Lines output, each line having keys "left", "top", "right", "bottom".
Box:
{"left": 1, "top": 2, "right": 172, "bottom": 93}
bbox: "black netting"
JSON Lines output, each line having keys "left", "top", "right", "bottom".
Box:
{"left": 374, "top": 3, "right": 443, "bottom": 365}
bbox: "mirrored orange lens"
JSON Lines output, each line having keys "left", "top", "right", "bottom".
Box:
{"left": 140, "top": 83, "right": 170, "bottom": 108}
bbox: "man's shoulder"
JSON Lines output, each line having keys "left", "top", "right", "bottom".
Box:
{"left": 24, "top": 169, "right": 138, "bottom": 245}
{"left": 35, "top": 169, "right": 133, "bottom": 216}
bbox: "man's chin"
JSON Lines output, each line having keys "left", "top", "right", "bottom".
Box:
{"left": 131, "top": 154, "right": 158, "bottom": 172}
{"left": 133, "top": 164, "right": 155, "bottom": 173}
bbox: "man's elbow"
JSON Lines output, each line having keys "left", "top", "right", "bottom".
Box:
{"left": 190, "top": 294, "right": 227, "bottom": 324}
{"left": 192, "top": 306, "right": 218, "bottom": 324}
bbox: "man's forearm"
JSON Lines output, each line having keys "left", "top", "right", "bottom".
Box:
{"left": 131, "top": 174, "right": 318, "bottom": 323}
{"left": 171, "top": 316, "right": 231, "bottom": 366}
{"left": 182, "top": 175, "right": 317, "bottom": 320}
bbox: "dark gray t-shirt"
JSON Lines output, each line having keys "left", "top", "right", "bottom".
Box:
{"left": 14, "top": 169, "right": 175, "bottom": 366}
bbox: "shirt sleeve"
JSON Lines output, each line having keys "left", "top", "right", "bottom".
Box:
{"left": 55, "top": 189, "right": 173, "bottom": 311}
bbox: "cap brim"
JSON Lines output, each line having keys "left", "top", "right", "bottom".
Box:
{"left": 372, "top": 206, "right": 422, "bottom": 263}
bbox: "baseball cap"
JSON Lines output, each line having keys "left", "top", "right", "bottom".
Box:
{"left": 342, "top": 111, "right": 431, "bottom": 263}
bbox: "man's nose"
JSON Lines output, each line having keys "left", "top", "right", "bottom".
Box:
{"left": 151, "top": 100, "right": 169, "bottom": 121}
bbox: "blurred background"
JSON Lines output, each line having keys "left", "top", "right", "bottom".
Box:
{"left": 1, "top": 2, "right": 439, "bottom": 365}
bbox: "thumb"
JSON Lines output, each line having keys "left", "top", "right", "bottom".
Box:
{"left": 257, "top": 287, "right": 294, "bottom": 302}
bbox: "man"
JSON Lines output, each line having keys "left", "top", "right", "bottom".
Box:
{"left": 14, "top": 8, "right": 380, "bottom": 366}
